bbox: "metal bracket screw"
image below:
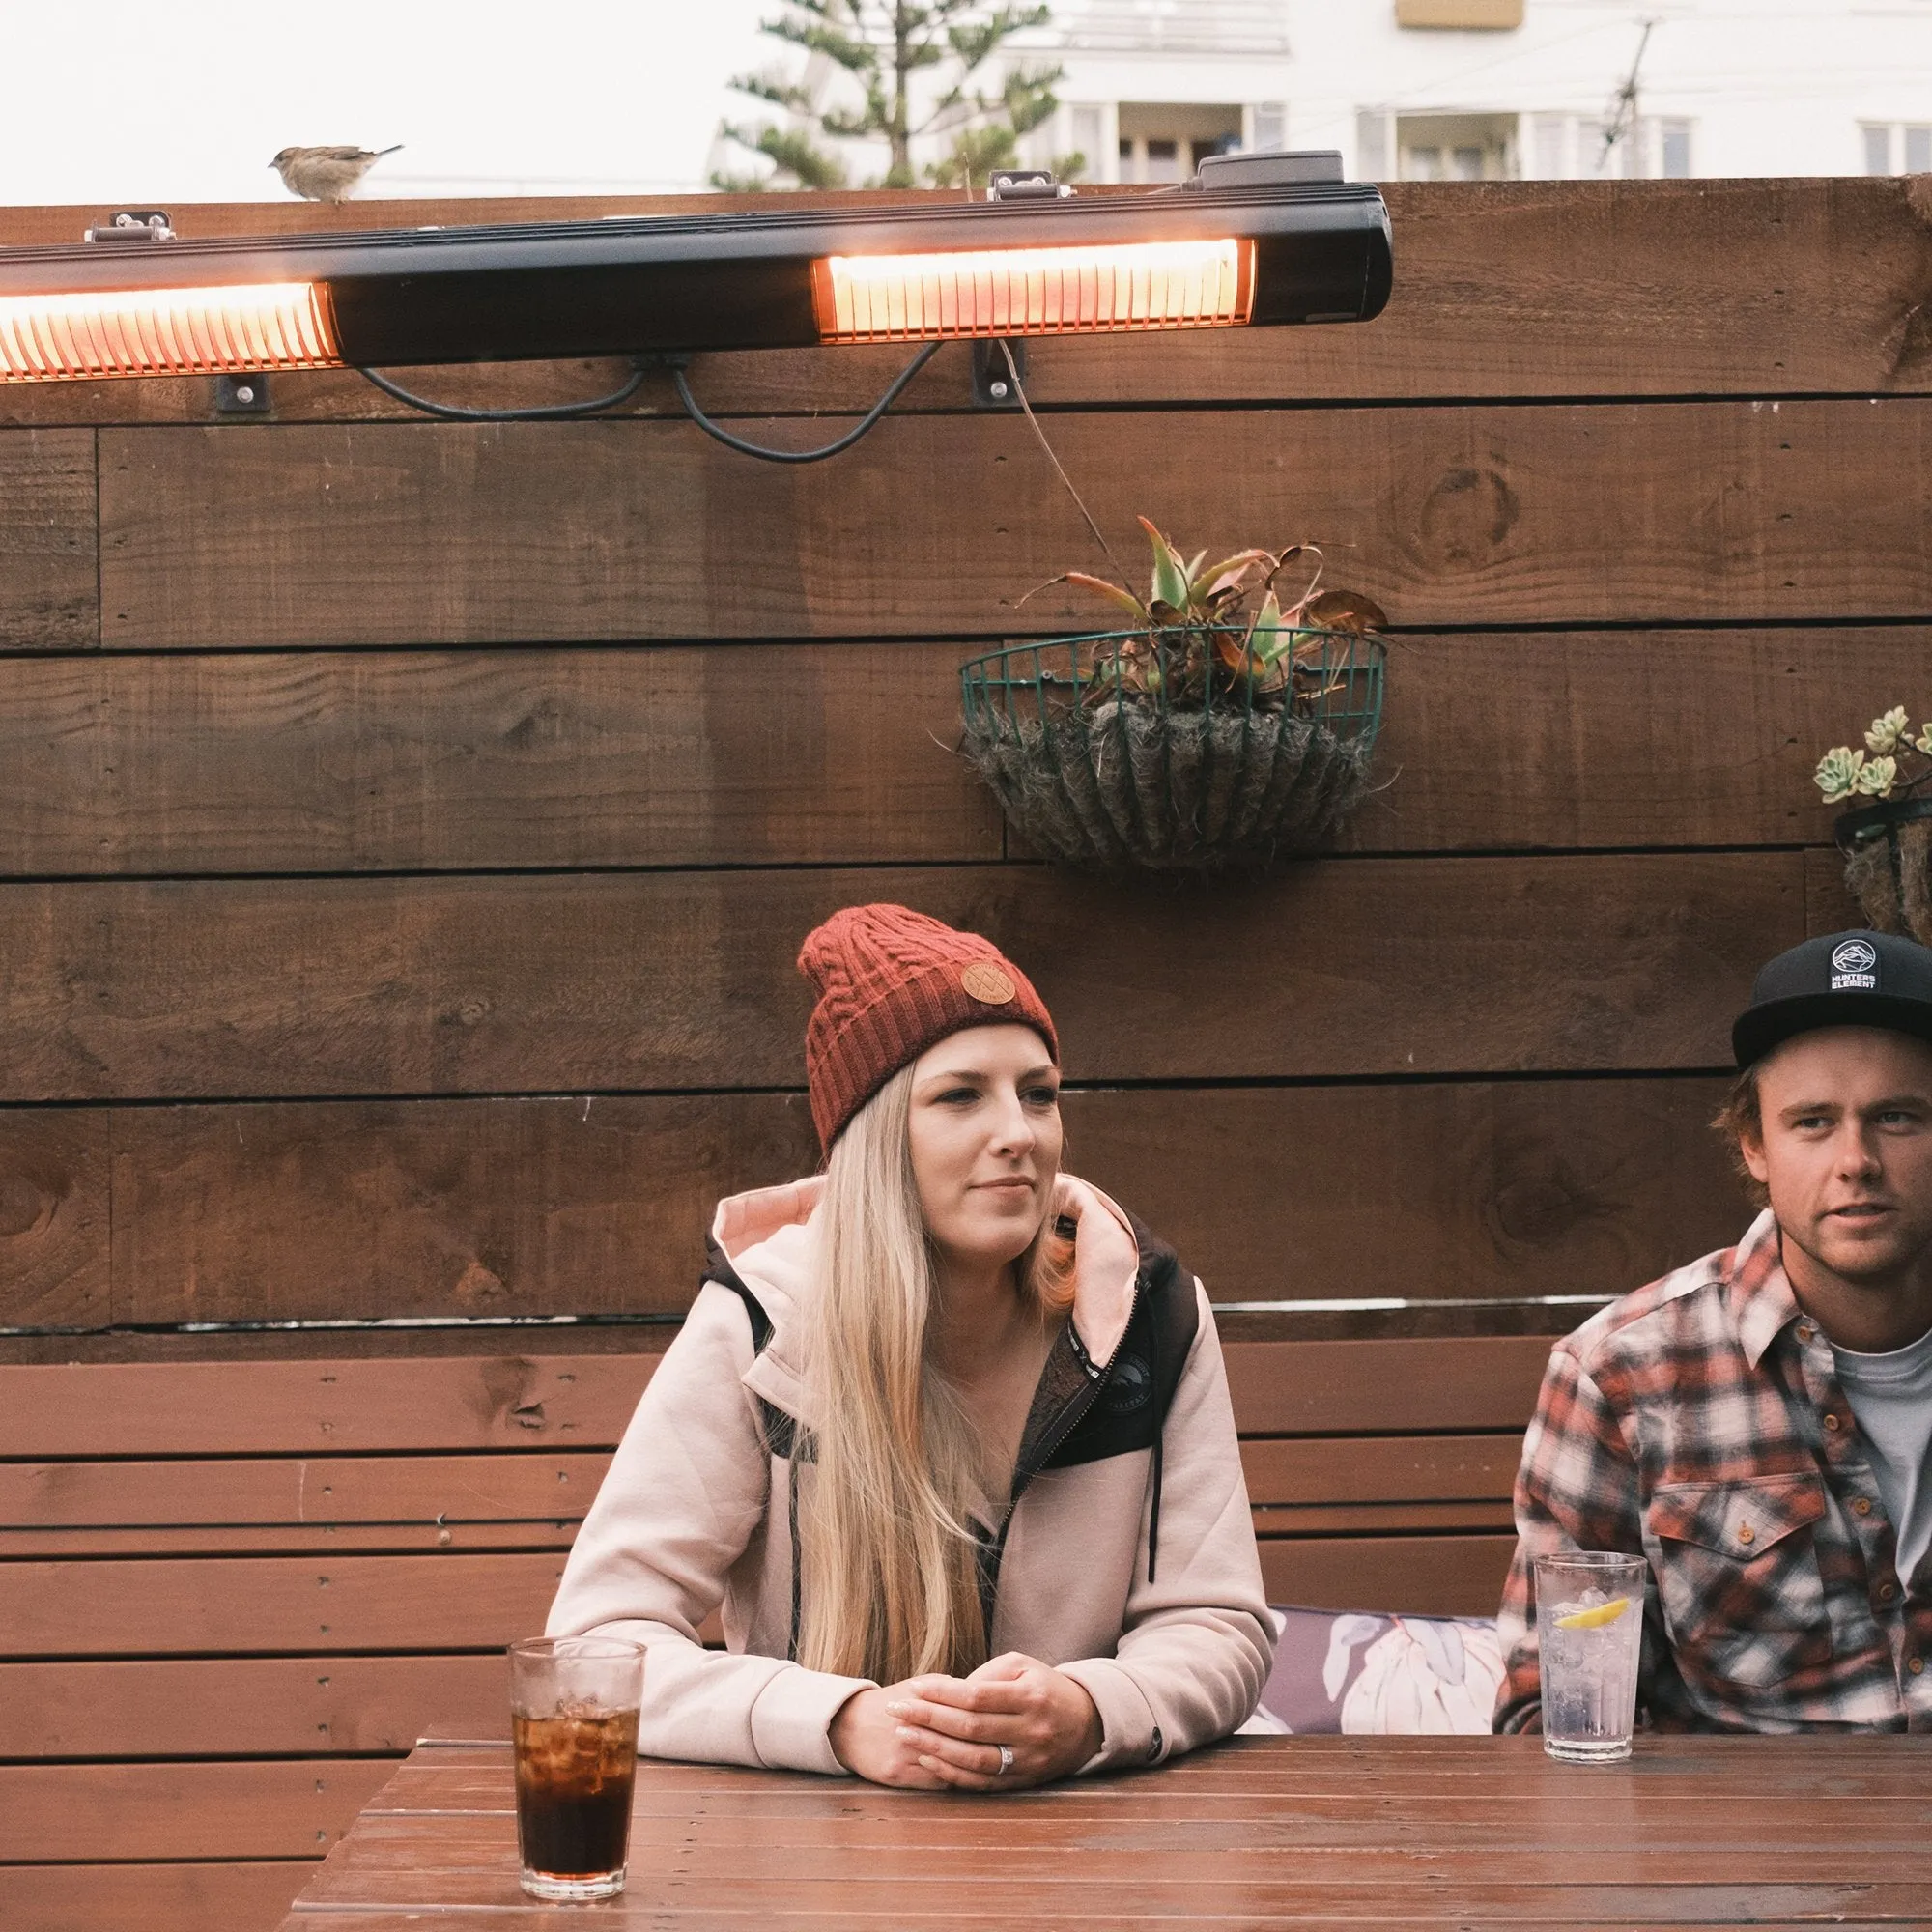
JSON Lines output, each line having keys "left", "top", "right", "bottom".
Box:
{"left": 972, "top": 338, "right": 1026, "bottom": 409}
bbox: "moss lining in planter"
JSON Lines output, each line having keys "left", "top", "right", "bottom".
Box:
{"left": 960, "top": 627, "right": 1384, "bottom": 874}
{"left": 1837, "top": 798, "right": 1932, "bottom": 946}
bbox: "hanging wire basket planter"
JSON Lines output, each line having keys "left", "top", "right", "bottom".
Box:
{"left": 1836, "top": 797, "right": 1932, "bottom": 945}
{"left": 960, "top": 625, "right": 1385, "bottom": 875}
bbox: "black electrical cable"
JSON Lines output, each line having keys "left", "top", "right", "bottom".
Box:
{"left": 667, "top": 340, "right": 942, "bottom": 463}
{"left": 355, "top": 360, "right": 650, "bottom": 422}
{"left": 355, "top": 338, "right": 939, "bottom": 454}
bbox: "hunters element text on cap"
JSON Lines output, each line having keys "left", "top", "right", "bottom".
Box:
{"left": 1731, "top": 928, "right": 1932, "bottom": 1068}
{"left": 797, "top": 903, "right": 1058, "bottom": 1150}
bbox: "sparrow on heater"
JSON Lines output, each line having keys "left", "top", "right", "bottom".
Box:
{"left": 270, "top": 144, "right": 402, "bottom": 203}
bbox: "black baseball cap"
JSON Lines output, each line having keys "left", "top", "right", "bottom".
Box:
{"left": 1732, "top": 929, "right": 1932, "bottom": 1068}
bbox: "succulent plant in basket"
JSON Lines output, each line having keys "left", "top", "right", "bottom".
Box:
{"left": 1816, "top": 706, "right": 1932, "bottom": 944}
{"left": 959, "top": 519, "right": 1389, "bottom": 874}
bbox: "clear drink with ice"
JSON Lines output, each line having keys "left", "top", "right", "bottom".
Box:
{"left": 1534, "top": 1551, "right": 1646, "bottom": 1763}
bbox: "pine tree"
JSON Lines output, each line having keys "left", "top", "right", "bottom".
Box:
{"left": 713, "top": 2, "right": 1077, "bottom": 192}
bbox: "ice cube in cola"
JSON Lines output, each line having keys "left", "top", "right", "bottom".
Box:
{"left": 514, "top": 1707, "right": 640, "bottom": 1882}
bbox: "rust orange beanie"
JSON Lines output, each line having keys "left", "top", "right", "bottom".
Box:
{"left": 798, "top": 903, "right": 1058, "bottom": 1150}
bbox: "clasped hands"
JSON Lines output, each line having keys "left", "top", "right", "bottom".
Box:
{"left": 829, "top": 1650, "right": 1102, "bottom": 1790}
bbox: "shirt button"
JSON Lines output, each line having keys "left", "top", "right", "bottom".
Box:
{"left": 1797, "top": 1321, "right": 1816, "bottom": 1342}
{"left": 1736, "top": 1523, "right": 1756, "bottom": 1545}
{"left": 1855, "top": 1497, "right": 1874, "bottom": 1517}
{"left": 1824, "top": 1412, "right": 1843, "bottom": 1432}
{"left": 1912, "top": 1658, "right": 1926, "bottom": 1677}
{"left": 1879, "top": 1583, "right": 1899, "bottom": 1605}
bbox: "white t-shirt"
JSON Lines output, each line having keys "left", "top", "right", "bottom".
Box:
{"left": 1832, "top": 1323, "right": 1932, "bottom": 1589}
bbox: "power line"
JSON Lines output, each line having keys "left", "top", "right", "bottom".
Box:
{"left": 1288, "top": 15, "right": 1633, "bottom": 141}
{"left": 1600, "top": 17, "right": 1659, "bottom": 163}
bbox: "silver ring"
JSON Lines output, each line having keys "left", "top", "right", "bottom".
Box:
{"left": 995, "top": 1744, "right": 1014, "bottom": 1776}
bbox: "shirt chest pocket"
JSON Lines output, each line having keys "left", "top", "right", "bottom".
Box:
{"left": 1647, "top": 1472, "right": 1833, "bottom": 1690}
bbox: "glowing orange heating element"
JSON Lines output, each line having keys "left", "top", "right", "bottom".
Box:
{"left": 814, "top": 238, "right": 1253, "bottom": 343}
{"left": 0, "top": 282, "right": 339, "bottom": 381}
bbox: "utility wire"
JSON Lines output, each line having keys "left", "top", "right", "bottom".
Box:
{"left": 1287, "top": 15, "right": 1631, "bottom": 143}
{"left": 1601, "top": 19, "right": 1660, "bottom": 165}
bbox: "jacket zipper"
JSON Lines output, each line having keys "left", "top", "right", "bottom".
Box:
{"left": 981, "top": 1276, "right": 1145, "bottom": 1603}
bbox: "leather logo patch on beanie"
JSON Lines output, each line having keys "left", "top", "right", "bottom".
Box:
{"left": 959, "top": 961, "right": 1017, "bottom": 1005}
{"left": 797, "top": 903, "right": 1058, "bottom": 1150}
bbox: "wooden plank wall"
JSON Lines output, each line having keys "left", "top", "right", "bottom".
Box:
{"left": 0, "top": 178, "right": 1918, "bottom": 1926}
{"left": 0, "top": 176, "right": 1911, "bottom": 1344}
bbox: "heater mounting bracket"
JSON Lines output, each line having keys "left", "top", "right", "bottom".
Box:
{"left": 84, "top": 211, "right": 174, "bottom": 243}
{"left": 972, "top": 338, "right": 1027, "bottom": 409}
{"left": 214, "top": 373, "right": 271, "bottom": 415}
{"left": 986, "top": 170, "right": 1072, "bottom": 203}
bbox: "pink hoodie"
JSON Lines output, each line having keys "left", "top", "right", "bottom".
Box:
{"left": 548, "top": 1173, "right": 1272, "bottom": 1775}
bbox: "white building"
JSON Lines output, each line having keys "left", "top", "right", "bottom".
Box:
{"left": 1013, "top": 0, "right": 1932, "bottom": 185}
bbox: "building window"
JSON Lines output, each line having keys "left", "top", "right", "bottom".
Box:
{"left": 1392, "top": 112, "right": 1517, "bottom": 180}
{"left": 1522, "top": 113, "right": 1694, "bottom": 180}
{"left": 1065, "top": 104, "right": 1106, "bottom": 180}
{"left": 1356, "top": 109, "right": 1392, "bottom": 180}
{"left": 1862, "top": 123, "right": 1932, "bottom": 175}
{"left": 1530, "top": 115, "right": 1565, "bottom": 179}
{"left": 1116, "top": 102, "right": 1243, "bottom": 185}
{"left": 1249, "top": 103, "right": 1287, "bottom": 153}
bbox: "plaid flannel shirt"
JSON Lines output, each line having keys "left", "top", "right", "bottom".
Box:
{"left": 1495, "top": 1209, "right": 1932, "bottom": 1733}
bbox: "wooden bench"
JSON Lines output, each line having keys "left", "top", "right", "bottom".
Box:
{"left": 0, "top": 1334, "right": 1552, "bottom": 1932}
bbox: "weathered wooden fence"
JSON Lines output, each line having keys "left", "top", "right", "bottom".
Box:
{"left": 0, "top": 177, "right": 1914, "bottom": 1926}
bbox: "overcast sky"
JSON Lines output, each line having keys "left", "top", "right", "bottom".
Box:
{"left": 0, "top": 0, "right": 773, "bottom": 205}
{"left": 8, "top": 1, "right": 1921, "bottom": 209}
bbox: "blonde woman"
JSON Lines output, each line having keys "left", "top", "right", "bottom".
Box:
{"left": 548, "top": 904, "right": 1272, "bottom": 1787}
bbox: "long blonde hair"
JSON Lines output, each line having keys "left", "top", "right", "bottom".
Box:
{"left": 795, "top": 1062, "right": 1071, "bottom": 1684}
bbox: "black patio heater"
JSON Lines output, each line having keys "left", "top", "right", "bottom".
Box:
{"left": 0, "top": 152, "right": 1389, "bottom": 394}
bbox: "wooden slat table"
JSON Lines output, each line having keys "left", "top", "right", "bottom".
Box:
{"left": 281, "top": 1733, "right": 1932, "bottom": 1928}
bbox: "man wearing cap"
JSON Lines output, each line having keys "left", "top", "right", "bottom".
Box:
{"left": 1494, "top": 929, "right": 1932, "bottom": 1733}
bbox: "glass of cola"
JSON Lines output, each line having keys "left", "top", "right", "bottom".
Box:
{"left": 508, "top": 1634, "right": 646, "bottom": 1900}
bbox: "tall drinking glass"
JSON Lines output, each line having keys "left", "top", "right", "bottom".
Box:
{"left": 1534, "top": 1551, "right": 1646, "bottom": 1763}
{"left": 508, "top": 1635, "right": 646, "bottom": 1900}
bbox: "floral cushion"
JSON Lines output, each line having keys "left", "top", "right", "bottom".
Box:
{"left": 1240, "top": 1605, "right": 1505, "bottom": 1736}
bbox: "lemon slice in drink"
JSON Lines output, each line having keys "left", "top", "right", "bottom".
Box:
{"left": 1554, "top": 1595, "right": 1632, "bottom": 1631}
